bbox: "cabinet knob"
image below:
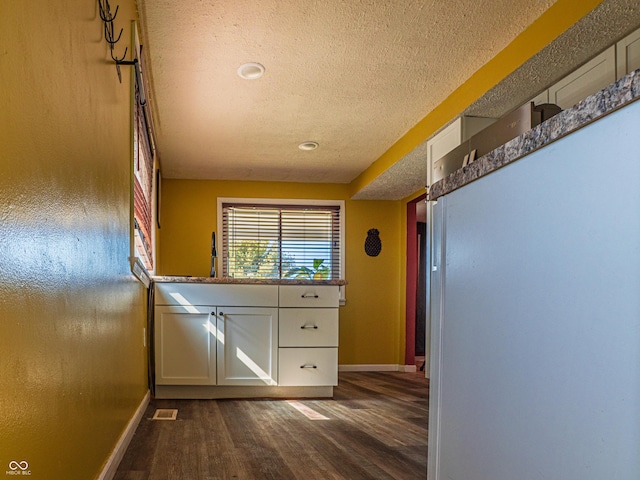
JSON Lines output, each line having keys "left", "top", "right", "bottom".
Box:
{"left": 300, "top": 364, "right": 317, "bottom": 369}
{"left": 219, "top": 311, "right": 224, "bottom": 316}
{"left": 300, "top": 325, "right": 319, "bottom": 329}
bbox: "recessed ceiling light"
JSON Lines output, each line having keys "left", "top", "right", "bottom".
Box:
{"left": 298, "top": 141, "right": 319, "bottom": 151}
{"left": 237, "top": 62, "right": 265, "bottom": 80}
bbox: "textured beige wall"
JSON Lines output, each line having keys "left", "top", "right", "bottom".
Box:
{"left": 0, "top": 1, "right": 148, "bottom": 478}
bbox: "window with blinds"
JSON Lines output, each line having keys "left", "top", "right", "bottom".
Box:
{"left": 221, "top": 203, "right": 341, "bottom": 280}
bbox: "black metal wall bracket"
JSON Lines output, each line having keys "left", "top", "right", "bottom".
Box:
{"left": 99, "top": 0, "right": 135, "bottom": 83}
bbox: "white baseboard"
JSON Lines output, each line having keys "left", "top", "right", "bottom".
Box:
{"left": 399, "top": 364, "right": 417, "bottom": 373}
{"left": 98, "top": 390, "right": 150, "bottom": 480}
{"left": 339, "top": 364, "right": 415, "bottom": 372}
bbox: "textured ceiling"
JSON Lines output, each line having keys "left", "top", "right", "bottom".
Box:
{"left": 352, "top": 0, "right": 640, "bottom": 199}
{"left": 137, "top": 0, "right": 557, "bottom": 187}
{"left": 137, "top": 0, "right": 640, "bottom": 199}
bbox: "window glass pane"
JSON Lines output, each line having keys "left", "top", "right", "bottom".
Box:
{"left": 281, "top": 209, "right": 334, "bottom": 280}
{"left": 222, "top": 203, "right": 341, "bottom": 280}
{"left": 226, "top": 207, "right": 280, "bottom": 278}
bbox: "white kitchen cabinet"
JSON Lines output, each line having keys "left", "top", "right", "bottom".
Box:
{"left": 154, "top": 282, "right": 340, "bottom": 397}
{"left": 278, "top": 285, "right": 339, "bottom": 387}
{"left": 521, "top": 27, "right": 640, "bottom": 113}
{"left": 154, "top": 283, "right": 278, "bottom": 387}
{"left": 428, "top": 116, "right": 496, "bottom": 185}
{"left": 548, "top": 46, "right": 616, "bottom": 109}
{"left": 216, "top": 307, "right": 278, "bottom": 386}
{"left": 155, "top": 305, "right": 217, "bottom": 385}
{"left": 617, "top": 27, "right": 640, "bottom": 79}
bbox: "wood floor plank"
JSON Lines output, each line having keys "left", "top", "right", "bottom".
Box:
{"left": 115, "top": 371, "right": 429, "bottom": 479}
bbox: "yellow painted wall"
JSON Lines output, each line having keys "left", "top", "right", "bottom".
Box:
{"left": 159, "top": 180, "right": 404, "bottom": 365}
{"left": 0, "top": 2, "right": 148, "bottom": 479}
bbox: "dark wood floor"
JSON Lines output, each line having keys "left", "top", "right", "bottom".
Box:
{"left": 115, "top": 371, "right": 429, "bottom": 480}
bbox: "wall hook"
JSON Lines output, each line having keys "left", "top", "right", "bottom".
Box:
{"left": 98, "top": 0, "right": 129, "bottom": 80}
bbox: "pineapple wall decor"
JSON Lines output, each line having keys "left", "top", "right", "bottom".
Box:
{"left": 364, "top": 228, "right": 382, "bottom": 257}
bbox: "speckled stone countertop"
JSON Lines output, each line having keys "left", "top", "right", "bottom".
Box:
{"left": 152, "top": 276, "right": 348, "bottom": 286}
{"left": 430, "top": 68, "right": 640, "bottom": 200}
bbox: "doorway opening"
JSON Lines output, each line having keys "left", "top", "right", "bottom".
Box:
{"left": 405, "top": 194, "right": 428, "bottom": 375}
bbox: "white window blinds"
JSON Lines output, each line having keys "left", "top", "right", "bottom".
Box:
{"left": 221, "top": 203, "right": 341, "bottom": 280}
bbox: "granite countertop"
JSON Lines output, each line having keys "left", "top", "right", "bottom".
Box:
{"left": 430, "top": 68, "right": 640, "bottom": 200}
{"left": 152, "top": 276, "right": 348, "bottom": 286}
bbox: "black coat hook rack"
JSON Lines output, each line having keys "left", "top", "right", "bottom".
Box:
{"left": 98, "top": 0, "right": 140, "bottom": 84}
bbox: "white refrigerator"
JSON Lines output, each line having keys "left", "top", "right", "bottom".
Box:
{"left": 428, "top": 99, "right": 640, "bottom": 479}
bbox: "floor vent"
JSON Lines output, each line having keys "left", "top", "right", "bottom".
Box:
{"left": 152, "top": 409, "right": 178, "bottom": 421}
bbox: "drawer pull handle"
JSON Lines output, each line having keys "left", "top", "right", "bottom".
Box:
{"left": 301, "top": 294, "right": 319, "bottom": 299}
{"left": 300, "top": 325, "right": 319, "bottom": 329}
{"left": 300, "top": 364, "right": 317, "bottom": 369}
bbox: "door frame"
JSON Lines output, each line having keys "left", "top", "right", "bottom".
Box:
{"left": 405, "top": 193, "right": 427, "bottom": 368}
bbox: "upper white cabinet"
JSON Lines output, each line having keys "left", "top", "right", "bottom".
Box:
{"left": 428, "top": 116, "right": 495, "bottom": 185}
{"left": 617, "top": 28, "right": 640, "bottom": 78}
{"left": 548, "top": 46, "right": 616, "bottom": 109}
{"left": 520, "top": 26, "right": 640, "bottom": 117}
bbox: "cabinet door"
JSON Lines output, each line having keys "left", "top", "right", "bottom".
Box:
{"left": 617, "top": 27, "right": 640, "bottom": 79}
{"left": 216, "top": 307, "right": 278, "bottom": 386}
{"left": 548, "top": 46, "right": 615, "bottom": 109}
{"left": 155, "top": 306, "right": 217, "bottom": 385}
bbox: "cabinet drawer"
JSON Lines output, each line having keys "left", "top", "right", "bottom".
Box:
{"left": 155, "top": 283, "right": 278, "bottom": 307}
{"left": 279, "top": 285, "right": 339, "bottom": 307}
{"left": 278, "top": 348, "right": 338, "bottom": 386}
{"left": 279, "top": 309, "right": 338, "bottom": 347}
